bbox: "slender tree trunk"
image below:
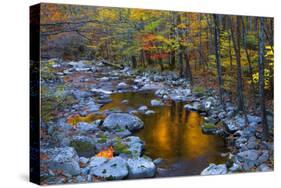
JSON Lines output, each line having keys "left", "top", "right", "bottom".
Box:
{"left": 179, "top": 49, "right": 184, "bottom": 77}
{"left": 230, "top": 17, "right": 243, "bottom": 110}
{"left": 184, "top": 49, "right": 193, "bottom": 85}
{"left": 177, "top": 14, "right": 184, "bottom": 77}
{"left": 228, "top": 31, "right": 233, "bottom": 69}
{"left": 159, "top": 58, "right": 164, "bottom": 71}
{"left": 131, "top": 55, "right": 137, "bottom": 69}
{"left": 170, "top": 51, "right": 176, "bottom": 69}
{"left": 199, "top": 15, "right": 204, "bottom": 70}
{"left": 241, "top": 18, "right": 257, "bottom": 110}
{"left": 230, "top": 16, "right": 249, "bottom": 124}
{"left": 213, "top": 14, "right": 224, "bottom": 106}
{"left": 258, "top": 17, "right": 269, "bottom": 141}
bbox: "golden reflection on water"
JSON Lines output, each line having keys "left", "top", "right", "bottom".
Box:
{"left": 102, "top": 92, "right": 227, "bottom": 173}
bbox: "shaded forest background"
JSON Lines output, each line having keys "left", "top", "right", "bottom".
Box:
{"left": 39, "top": 4, "right": 273, "bottom": 140}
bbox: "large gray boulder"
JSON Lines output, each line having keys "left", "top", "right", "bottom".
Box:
{"left": 127, "top": 157, "right": 156, "bottom": 178}
{"left": 236, "top": 150, "right": 261, "bottom": 170}
{"left": 69, "top": 136, "right": 96, "bottom": 158}
{"left": 201, "top": 164, "right": 227, "bottom": 175}
{"left": 41, "top": 147, "right": 81, "bottom": 176}
{"left": 88, "top": 157, "right": 108, "bottom": 175}
{"left": 90, "top": 157, "right": 128, "bottom": 180}
{"left": 102, "top": 113, "right": 144, "bottom": 131}
{"left": 76, "top": 122, "right": 98, "bottom": 132}
{"left": 123, "top": 136, "right": 144, "bottom": 158}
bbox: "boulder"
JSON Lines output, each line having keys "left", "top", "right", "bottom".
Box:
{"left": 201, "top": 164, "right": 227, "bottom": 175}
{"left": 127, "top": 157, "right": 156, "bottom": 179}
{"left": 151, "top": 99, "right": 163, "bottom": 106}
{"left": 201, "top": 123, "right": 218, "bottom": 135}
{"left": 246, "top": 136, "right": 257, "bottom": 149}
{"left": 102, "top": 113, "right": 144, "bottom": 131}
{"left": 138, "top": 105, "right": 148, "bottom": 112}
{"left": 41, "top": 147, "right": 81, "bottom": 176}
{"left": 247, "top": 115, "right": 262, "bottom": 126}
{"left": 88, "top": 157, "right": 108, "bottom": 174}
{"left": 84, "top": 100, "right": 101, "bottom": 113}
{"left": 153, "top": 158, "right": 163, "bottom": 165}
{"left": 257, "top": 150, "right": 269, "bottom": 164}
{"left": 155, "top": 88, "right": 169, "bottom": 97}
{"left": 100, "top": 77, "right": 110, "bottom": 82}
{"left": 257, "top": 163, "right": 272, "bottom": 172}
{"left": 145, "top": 110, "right": 156, "bottom": 115}
{"left": 117, "top": 82, "right": 128, "bottom": 90}
{"left": 236, "top": 150, "right": 260, "bottom": 170}
{"left": 123, "top": 136, "right": 144, "bottom": 158}
{"left": 72, "top": 90, "right": 92, "bottom": 100}
{"left": 90, "top": 157, "right": 128, "bottom": 180}
{"left": 184, "top": 101, "right": 203, "bottom": 111}
{"left": 223, "top": 119, "right": 241, "bottom": 133}
{"left": 121, "top": 99, "right": 129, "bottom": 104}
{"left": 140, "top": 83, "right": 163, "bottom": 91}
{"left": 76, "top": 122, "right": 98, "bottom": 132}
{"left": 69, "top": 136, "right": 96, "bottom": 158}
{"left": 79, "top": 157, "right": 89, "bottom": 167}
{"left": 91, "top": 88, "right": 113, "bottom": 95}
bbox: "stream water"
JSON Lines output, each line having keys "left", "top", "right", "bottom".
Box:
{"left": 101, "top": 91, "right": 228, "bottom": 177}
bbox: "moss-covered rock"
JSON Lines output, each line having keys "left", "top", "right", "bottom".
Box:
{"left": 69, "top": 136, "right": 96, "bottom": 157}
{"left": 201, "top": 123, "right": 218, "bottom": 134}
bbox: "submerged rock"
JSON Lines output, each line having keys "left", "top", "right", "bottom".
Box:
{"left": 102, "top": 113, "right": 144, "bottom": 131}
{"left": 201, "top": 164, "right": 227, "bottom": 175}
{"left": 127, "top": 157, "right": 156, "bottom": 179}
{"left": 41, "top": 147, "right": 81, "bottom": 176}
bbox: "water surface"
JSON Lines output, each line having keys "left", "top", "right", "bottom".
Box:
{"left": 101, "top": 91, "right": 227, "bottom": 176}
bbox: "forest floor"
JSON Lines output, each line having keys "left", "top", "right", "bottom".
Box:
{"left": 39, "top": 59, "right": 274, "bottom": 185}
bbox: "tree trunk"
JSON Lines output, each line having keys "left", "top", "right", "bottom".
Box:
{"left": 131, "top": 55, "right": 137, "bottom": 69}
{"left": 228, "top": 30, "right": 233, "bottom": 69}
{"left": 159, "top": 57, "right": 164, "bottom": 71}
{"left": 230, "top": 17, "right": 243, "bottom": 110}
{"left": 184, "top": 49, "right": 193, "bottom": 85}
{"left": 213, "top": 14, "right": 224, "bottom": 106}
{"left": 241, "top": 18, "right": 257, "bottom": 109}
{"left": 178, "top": 49, "right": 184, "bottom": 78}
{"left": 258, "top": 17, "right": 269, "bottom": 141}
{"left": 170, "top": 51, "right": 176, "bottom": 69}
{"left": 230, "top": 16, "right": 249, "bottom": 125}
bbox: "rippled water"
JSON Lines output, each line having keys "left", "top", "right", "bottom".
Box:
{"left": 101, "top": 91, "right": 228, "bottom": 177}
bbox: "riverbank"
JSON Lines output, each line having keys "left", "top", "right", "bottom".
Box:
{"left": 39, "top": 59, "right": 273, "bottom": 185}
